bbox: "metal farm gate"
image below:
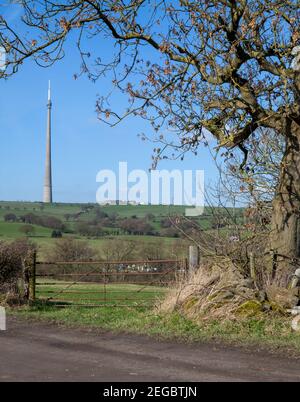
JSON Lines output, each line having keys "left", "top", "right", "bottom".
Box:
{"left": 31, "top": 258, "right": 187, "bottom": 307}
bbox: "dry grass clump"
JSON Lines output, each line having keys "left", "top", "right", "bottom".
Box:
{"left": 265, "top": 285, "right": 299, "bottom": 310}
{"left": 159, "top": 257, "right": 289, "bottom": 321}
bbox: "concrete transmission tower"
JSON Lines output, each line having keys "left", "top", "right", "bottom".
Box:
{"left": 43, "top": 81, "right": 53, "bottom": 203}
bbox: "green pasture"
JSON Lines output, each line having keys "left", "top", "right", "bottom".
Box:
{"left": 36, "top": 279, "right": 167, "bottom": 307}
{"left": 0, "top": 221, "right": 53, "bottom": 240}
{"left": 0, "top": 201, "right": 186, "bottom": 220}
{"left": 0, "top": 200, "right": 244, "bottom": 223}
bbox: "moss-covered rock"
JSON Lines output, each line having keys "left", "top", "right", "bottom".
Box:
{"left": 269, "top": 301, "right": 287, "bottom": 315}
{"left": 235, "top": 300, "right": 263, "bottom": 317}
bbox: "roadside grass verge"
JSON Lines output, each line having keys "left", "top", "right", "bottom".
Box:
{"left": 10, "top": 302, "right": 300, "bottom": 355}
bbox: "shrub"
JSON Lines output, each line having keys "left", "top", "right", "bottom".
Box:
{"left": 95, "top": 207, "right": 108, "bottom": 219}
{"left": 161, "top": 227, "right": 180, "bottom": 238}
{"left": 19, "top": 224, "right": 35, "bottom": 236}
{"left": 51, "top": 230, "right": 62, "bottom": 238}
{"left": 41, "top": 216, "right": 65, "bottom": 231}
{"left": 120, "top": 218, "right": 153, "bottom": 235}
{"left": 19, "top": 213, "right": 38, "bottom": 224}
{"left": 75, "top": 222, "right": 103, "bottom": 237}
{"left": 145, "top": 213, "right": 155, "bottom": 221}
{"left": 0, "top": 239, "right": 36, "bottom": 295}
{"left": 19, "top": 213, "right": 65, "bottom": 231}
{"left": 160, "top": 218, "right": 172, "bottom": 228}
{"left": 4, "top": 213, "right": 17, "bottom": 222}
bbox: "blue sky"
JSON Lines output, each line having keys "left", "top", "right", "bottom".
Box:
{"left": 0, "top": 6, "right": 219, "bottom": 204}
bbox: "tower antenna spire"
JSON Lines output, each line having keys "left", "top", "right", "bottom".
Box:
{"left": 48, "top": 80, "right": 51, "bottom": 101}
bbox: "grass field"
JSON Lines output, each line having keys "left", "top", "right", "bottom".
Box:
{"left": 0, "top": 221, "right": 53, "bottom": 239}
{"left": 0, "top": 201, "right": 189, "bottom": 221}
{"left": 36, "top": 279, "right": 167, "bottom": 307}
{"left": 0, "top": 200, "right": 244, "bottom": 232}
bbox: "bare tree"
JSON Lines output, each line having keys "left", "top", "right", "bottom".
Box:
{"left": 101, "top": 239, "right": 135, "bottom": 261}
{"left": 1, "top": 1, "right": 300, "bottom": 268}
{"left": 215, "top": 128, "right": 284, "bottom": 206}
{"left": 207, "top": 127, "right": 284, "bottom": 234}
{"left": 19, "top": 224, "right": 35, "bottom": 237}
{"left": 47, "top": 237, "right": 96, "bottom": 261}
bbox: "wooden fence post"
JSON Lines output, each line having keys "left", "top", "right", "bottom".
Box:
{"left": 22, "top": 255, "right": 29, "bottom": 301}
{"left": 184, "top": 258, "right": 188, "bottom": 274}
{"left": 270, "top": 250, "right": 277, "bottom": 280}
{"left": 249, "top": 252, "right": 256, "bottom": 281}
{"left": 189, "top": 245, "right": 200, "bottom": 278}
{"left": 28, "top": 251, "right": 36, "bottom": 302}
{"left": 249, "top": 251, "right": 259, "bottom": 289}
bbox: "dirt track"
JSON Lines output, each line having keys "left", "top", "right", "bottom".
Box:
{"left": 0, "top": 317, "right": 300, "bottom": 382}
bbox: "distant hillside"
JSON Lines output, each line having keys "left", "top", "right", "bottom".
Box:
{"left": 0, "top": 200, "right": 244, "bottom": 241}
{"left": 0, "top": 201, "right": 245, "bottom": 261}
{"left": 0, "top": 201, "right": 243, "bottom": 218}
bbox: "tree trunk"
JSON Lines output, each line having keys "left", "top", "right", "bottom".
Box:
{"left": 270, "top": 120, "right": 300, "bottom": 275}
